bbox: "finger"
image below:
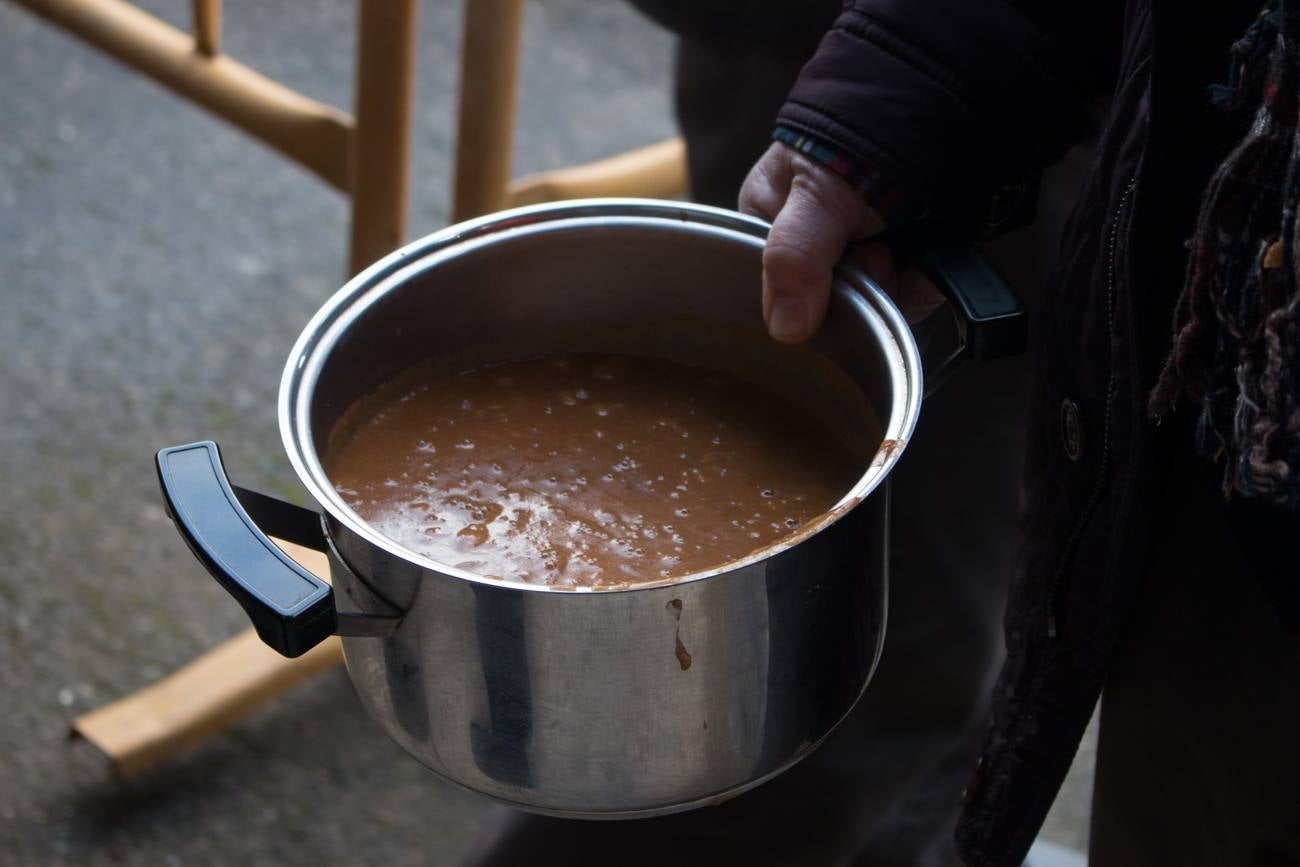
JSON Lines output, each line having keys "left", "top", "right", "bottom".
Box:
{"left": 843, "top": 240, "right": 897, "bottom": 297}
{"left": 762, "top": 164, "right": 868, "bottom": 343}
{"left": 845, "top": 242, "right": 946, "bottom": 324}
{"left": 738, "top": 143, "right": 793, "bottom": 221}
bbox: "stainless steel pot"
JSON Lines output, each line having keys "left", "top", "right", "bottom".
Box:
{"left": 156, "top": 199, "right": 1022, "bottom": 818}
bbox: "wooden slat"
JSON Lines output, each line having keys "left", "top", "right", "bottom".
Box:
{"left": 70, "top": 537, "right": 345, "bottom": 777}
{"left": 347, "top": 0, "right": 419, "bottom": 275}
{"left": 506, "top": 137, "right": 688, "bottom": 207}
{"left": 13, "top": 0, "right": 353, "bottom": 191}
{"left": 191, "top": 0, "right": 220, "bottom": 56}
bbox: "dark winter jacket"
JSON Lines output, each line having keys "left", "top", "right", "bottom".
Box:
{"left": 775, "top": 2, "right": 1257, "bottom": 864}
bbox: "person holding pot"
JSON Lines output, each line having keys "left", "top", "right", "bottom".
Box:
{"left": 461, "top": 1, "right": 1084, "bottom": 865}
{"left": 463, "top": 1, "right": 1300, "bottom": 866}
{"left": 740, "top": 2, "right": 1300, "bottom": 867}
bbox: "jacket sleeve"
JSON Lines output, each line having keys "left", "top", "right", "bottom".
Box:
{"left": 777, "top": 0, "right": 1123, "bottom": 234}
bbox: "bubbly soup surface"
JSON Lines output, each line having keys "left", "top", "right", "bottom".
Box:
{"left": 326, "top": 353, "right": 868, "bottom": 587}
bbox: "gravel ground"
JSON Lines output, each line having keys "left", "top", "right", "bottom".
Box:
{"left": 0, "top": 2, "right": 1093, "bottom": 863}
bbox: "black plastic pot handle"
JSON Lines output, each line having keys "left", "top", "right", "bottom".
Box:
{"left": 156, "top": 441, "right": 336, "bottom": 658}
{"left": 913, "top": 239, "right": 1026, "bottom": 361}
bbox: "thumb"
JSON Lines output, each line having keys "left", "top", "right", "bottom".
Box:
{"left": 762, "top": 162, "right": 881, "bottom": 344}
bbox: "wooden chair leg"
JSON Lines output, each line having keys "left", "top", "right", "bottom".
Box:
{"left": 348, "top": 0, "right": 419, "bottom": 275}
{"left": 451, "top": 0, "right": 525, "bottom": 222}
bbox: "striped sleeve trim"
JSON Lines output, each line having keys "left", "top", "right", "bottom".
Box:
{"left": 772, "top": 125, "right": 916, "bottom": 224}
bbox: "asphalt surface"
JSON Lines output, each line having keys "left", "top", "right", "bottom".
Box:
{"left": 0, "top": 1, "right": 1093, "bottom": 864}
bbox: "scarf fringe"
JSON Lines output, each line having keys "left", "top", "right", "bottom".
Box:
{"left": 1149, "top": 1, "right": 1300, "bottom": 510}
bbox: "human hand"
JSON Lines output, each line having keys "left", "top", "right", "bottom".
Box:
{"left": 738, "top": 142, "right": 945, "bottom": 343}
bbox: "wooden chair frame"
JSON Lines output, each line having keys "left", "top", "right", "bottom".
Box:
{"left": 10, "top": 0, "right": 686, "bottom": 775}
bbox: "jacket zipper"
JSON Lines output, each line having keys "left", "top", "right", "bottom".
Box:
{"left": 1046, "top": 173, "right": 1138, "bottom": 639}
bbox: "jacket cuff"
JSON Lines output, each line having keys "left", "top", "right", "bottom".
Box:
{"left": 775, "top": 1, "right": 1087, "bottom": 238}
{"left": 772, "top": 125, "right": 919, "bottom": 226}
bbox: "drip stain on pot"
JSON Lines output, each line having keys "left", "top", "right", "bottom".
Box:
{"left": 667, "top": 598, "right": 691, "bottom": 670}
{"left": 675, "top": 636, "right": 692, "bottom": 671}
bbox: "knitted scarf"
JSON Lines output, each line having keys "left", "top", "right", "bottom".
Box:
{"left": 1149, "top": 1, "right": 1300, "bottom": 510}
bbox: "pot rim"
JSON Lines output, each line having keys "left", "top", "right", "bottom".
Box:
{"left": 279, "top": 198, "right": 921, "bottom": 594}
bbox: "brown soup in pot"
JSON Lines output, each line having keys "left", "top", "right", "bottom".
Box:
{"left": 325, "top": 353, "right": 870, "bottom": 588}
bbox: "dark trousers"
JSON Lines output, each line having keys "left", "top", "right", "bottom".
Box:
{"left": 458, "top": 20, "right": 1087, "bottom": 865}
{"left": 1089, "top": 448, "right": 1300, "bottom": 867}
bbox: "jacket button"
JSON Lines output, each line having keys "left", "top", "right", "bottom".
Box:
{"left": 1060, "top": 398, "right": 1084, "bottom": 462}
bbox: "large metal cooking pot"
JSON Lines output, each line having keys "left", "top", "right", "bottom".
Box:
{"left": 156, "top": 199, "right": 1022, "bottom": 818}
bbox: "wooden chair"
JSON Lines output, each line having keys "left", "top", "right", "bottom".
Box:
{"left": 11, "top": 0, "right": 687, "bottom": 775}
